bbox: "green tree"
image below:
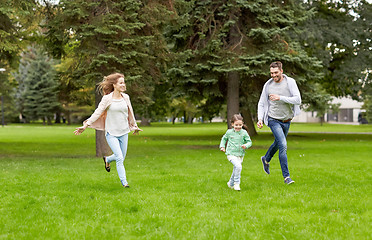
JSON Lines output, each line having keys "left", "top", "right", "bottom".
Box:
{"left": 362, "top": 96, "right": 372, "bottom": 123}
{"left": 21, "top": 46, "right": 59, "bottom": 125}
{"left": 13, "top": 51, "right": 31, "bottom": 122}
{"left": 43, "top": 0, "right": 172, "bottom": 155}
{"left": 0, "top": 0, "right": 39, "bottom": 68}
{"left": 0, "top": 1, "right": 41, "bottom": 124}
{"left": 302, "top": 84, "right": 340, "bottom": 125}
{"left": 300, "top": 0, "right": 371, "bottom": 99}
{"left": 165, "top": 0, "right": 322, "bottom": 135}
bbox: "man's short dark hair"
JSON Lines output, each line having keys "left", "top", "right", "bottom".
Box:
{"left": 270, "top": 61, "right": 282, "bottom": 70}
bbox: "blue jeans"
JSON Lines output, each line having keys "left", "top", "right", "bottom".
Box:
{"left": 227, "top": 155, "right": 244, "bottom": 185}
{"left": 105, "top": 133, "right": 129, "bottom": 186}
{"left": 265, "top": 117, "right": 291, "bottom": 178}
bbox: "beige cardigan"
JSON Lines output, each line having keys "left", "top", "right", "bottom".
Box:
{"left": 84, "top": 92, "right": 139, "bottom": 132}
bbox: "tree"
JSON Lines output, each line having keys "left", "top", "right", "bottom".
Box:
{"left": 43, "top": 0, "right": 172, "bottom": 156}
{"left": 13, "top": 50, "right": 31, "bottom": 122}
{"left": 0, "top": 0, "right": 39, "bottom": 68}
{"left": 21, "top": 46, "right": 60, "bottom": 125}
{"left": 300, "top": 0, "right": 371, "bottom": 99}
{"left": 302, "top": 84, "right": 340, "bottom": 125}
{"left": 0, "top": 1, "right": 41, "bottom": 124}
{"left": 165, "top": 0, "right": 322, "bottom": 136}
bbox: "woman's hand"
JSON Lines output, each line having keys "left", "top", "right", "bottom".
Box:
{"left": 133, "top": 127, "right": 143, "bottom": 135}
{"left": 74, "top": 125, "right": 87, "bottom": 135}
{"left": 220, "top": 147, "right": 225, "bottom": 152}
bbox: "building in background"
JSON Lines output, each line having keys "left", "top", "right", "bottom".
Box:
{"left": 293, "top": 97, "right": 365, "bottom": 124}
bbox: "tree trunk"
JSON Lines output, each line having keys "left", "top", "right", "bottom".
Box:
{"left": 47, "top": 117, "right": 52, "bottom": 125}
{"left": 227, "top": 71, "right": 240, "bottom": 129}
{"left": 226, "top": 12, "right": 241, "bottom": 129}
{"left": 95, "top": 91, "right": 111, "bottom": 157}
{"left": 66, "top": 110, "right": 71, "bottom": 125}
{"left": 141, "top": 117, "right": 151, "bottom": 126}
{"left": 188, "top": 116, "right": 193, "bottom": 124}
{"left": 241, "top": 107, "right": 257, "bottom": 137}
{"left": 55, "top": 111, "right": 61, "bottom": 124}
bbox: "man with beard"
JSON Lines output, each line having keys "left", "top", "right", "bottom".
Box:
{"left": 257, "top": 61, "right": 301, "bottom": 185}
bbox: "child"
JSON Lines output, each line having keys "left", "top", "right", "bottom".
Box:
{"left": 220, "top": 114, "right": 252, "bottom": 191}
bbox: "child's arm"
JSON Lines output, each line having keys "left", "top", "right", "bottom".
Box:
{"left": 219, "top": 131, "right": 229, "bottom": 152}
{"left": 241, "top": 132, "right": 252, "bottom": 149}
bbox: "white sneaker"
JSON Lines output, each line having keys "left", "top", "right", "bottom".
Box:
{"left": 233, "top": 183, "right": 241, "bottom": 191}
{"left": 227, "top": 182, "right": 233, "bottom": 189}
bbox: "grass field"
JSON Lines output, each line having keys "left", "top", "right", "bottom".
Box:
{"left": 0, "top": 123, "right": 371, "bottom": 239}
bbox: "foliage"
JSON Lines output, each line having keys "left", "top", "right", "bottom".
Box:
{"left": 0, "top": 0, "right": 40, "bottom": 68}
{"left": 362, "top": 95, "right": 372, "bottom": 123}
{"left": 302, "top": 84, "right": 340, "bottom": 125}
{"left": 42, "top": 0, "right": 173, "bottom": 117}
{"left": 0, "top": 0, "right": 41, "bottom": 111}
{"left": 18, "top": 46, "right": 60, "bottom": 124}
{"left": 300, "top": 0, "right": 371, "bottom": 100}
{"left": 165, "top": 0, "right": 322, "bottom": 132}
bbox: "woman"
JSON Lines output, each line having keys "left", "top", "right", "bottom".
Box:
{"left": 74, "top": 73, "right": 142, "bottom": 188}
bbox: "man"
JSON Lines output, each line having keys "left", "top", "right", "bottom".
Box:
{"left": 257, "top": 61, "right": 301, "bottom": 184}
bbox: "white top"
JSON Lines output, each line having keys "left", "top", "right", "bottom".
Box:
{"left": 105, "top": 98, "right": 130, "bottom": 136}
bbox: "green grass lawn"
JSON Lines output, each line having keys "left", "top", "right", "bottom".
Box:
{"left": 0, "top": 123, "right": 371, "bottom": 239}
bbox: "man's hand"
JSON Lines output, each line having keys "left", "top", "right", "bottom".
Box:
{"left": 269, "top": 94, "right": 280, "bottom": 101}
{"left": 220, "top": 147, "right": 225, "bottom": 152}
{"left": 257, "top": 120, "right": 263, "bottom": 129}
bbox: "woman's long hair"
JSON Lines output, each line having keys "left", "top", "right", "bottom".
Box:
{"left": 97, "top": 73, "right": 125, "bottom": 95}
{"left": 230, "top": 114, "right": 249, "bottom": 132}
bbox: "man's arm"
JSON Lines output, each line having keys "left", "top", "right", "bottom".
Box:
{"left": 280, "top": 78, "right": 301, "bottom": 105}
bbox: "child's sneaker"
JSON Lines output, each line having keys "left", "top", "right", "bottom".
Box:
{"left": 227, "top": 182, "right": 233, "bottom": 189}
{"left": 233, "top": 183, "right": 241, "bottom": 191}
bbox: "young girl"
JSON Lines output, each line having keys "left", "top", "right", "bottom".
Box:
{"left": 220, "top": 114, "right": 252, "bottom": 191}
{"left": 74, "top": 73, "right": 142, "bottom": 188}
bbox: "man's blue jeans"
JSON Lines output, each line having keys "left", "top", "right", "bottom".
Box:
{"left": 265, "top": 117, "right": 291, "bottom": 178}
{"left": 105, "top": 133, "right": 129, "bottom": 186}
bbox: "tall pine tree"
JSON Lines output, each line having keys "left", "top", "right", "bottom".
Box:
{"left": 43, "top": 0, "right": 172, "bottom": 155}
{"left": 21, "top": 46, "right": 59, "bottom": 125}
{"left": 165, "top": 0, "right": 321, "bottom": 135}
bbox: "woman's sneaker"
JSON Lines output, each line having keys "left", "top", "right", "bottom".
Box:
{"left": 227, "top": 182, "right": 234, "bottom": 189}
{"left": 284, "top": 177, "right": 294, "bottom": 185}
{"left": 233, "top": 183, "right": 241, "bottom": 191}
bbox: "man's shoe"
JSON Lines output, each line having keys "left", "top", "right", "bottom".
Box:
{"left": 227, "top": 182, "right": 234, "bottom": 189}
{"left": 261, "top": 156, "right": 270, "bottom": 174}
{"left": 233, "top": 183, "right": 241, "bottom": 191}
{"left": 284, "top": 177, "right": 294, "bottom": 185}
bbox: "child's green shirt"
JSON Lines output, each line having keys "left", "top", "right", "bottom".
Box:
{"left": 219, "top": 129, "right": 252, "bottom": 156}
